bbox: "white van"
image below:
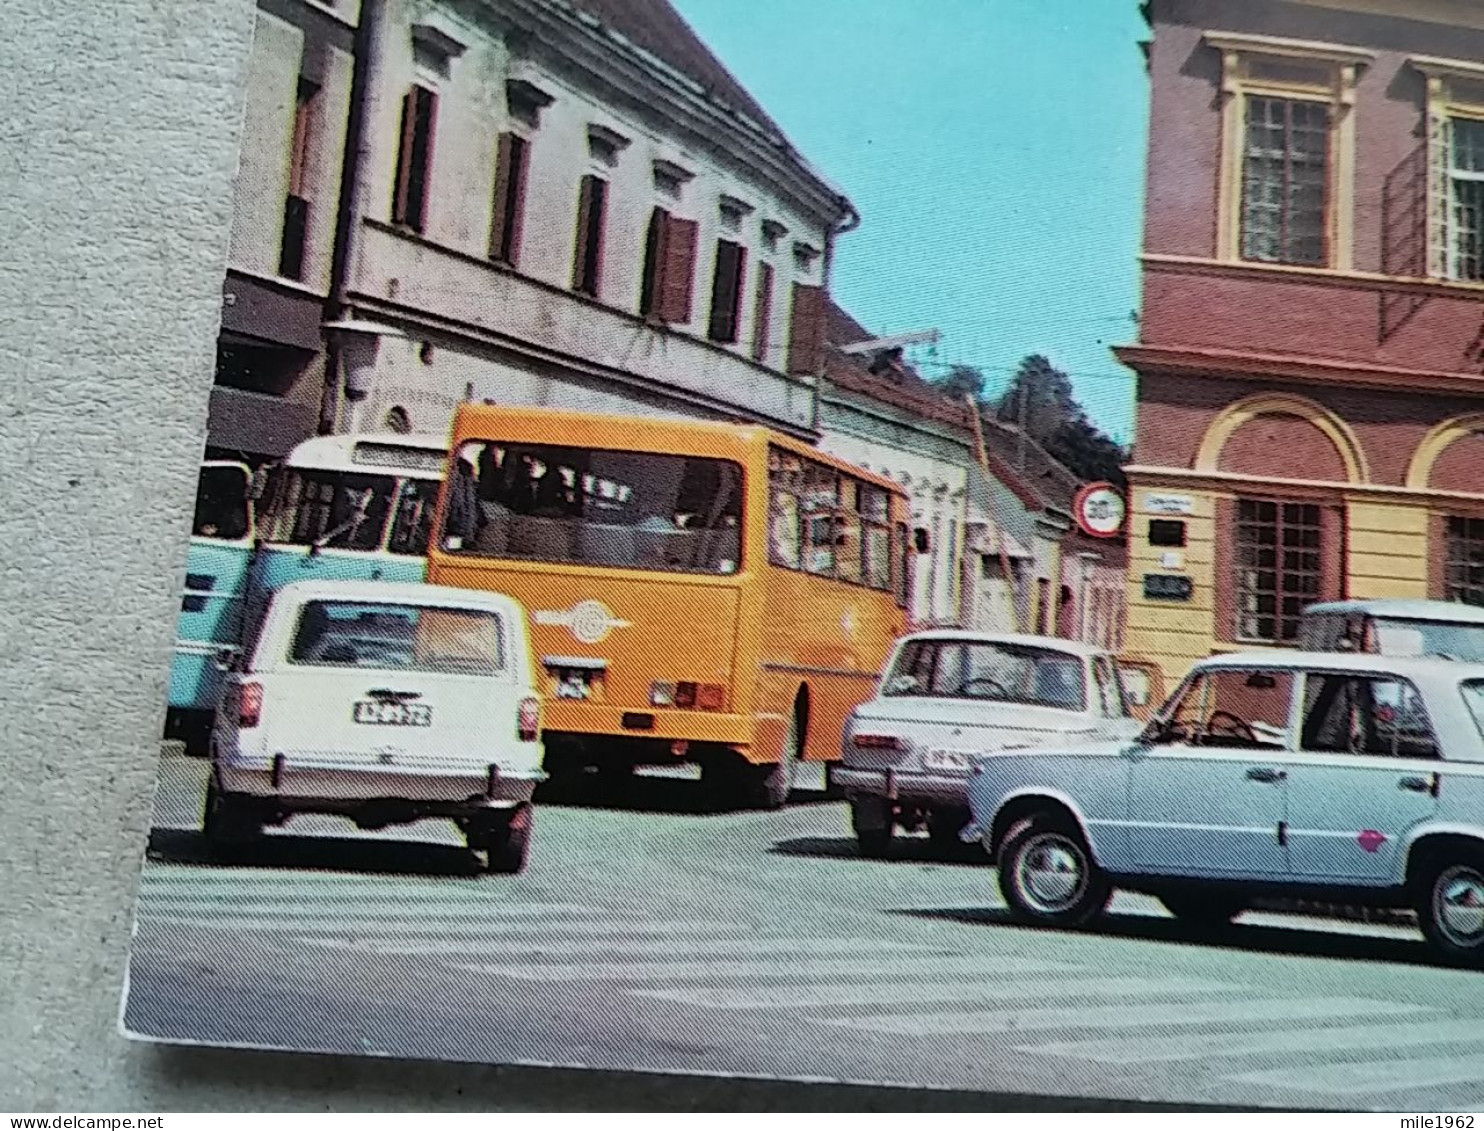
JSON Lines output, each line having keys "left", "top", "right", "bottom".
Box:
{"left": 207, "top": 579, "right": 545, "bottom": 874}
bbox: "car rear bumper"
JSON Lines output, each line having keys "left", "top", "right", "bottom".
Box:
{"left": 218, "top": 756, "right": 545, "bottom": 806}
{"left": 833, "top": 766, "right": 969, "bottom": 807}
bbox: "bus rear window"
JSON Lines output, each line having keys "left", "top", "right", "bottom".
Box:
{"left": 441, "top": 441, "right": 744, "bottom": 576}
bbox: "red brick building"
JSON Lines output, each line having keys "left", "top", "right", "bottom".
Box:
{"left": 1119, "top": 0, "right": 1484, "bottom": 684}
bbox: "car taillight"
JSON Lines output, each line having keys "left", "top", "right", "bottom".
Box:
{"left": 239, "top": 683, "right": 264, "bottom": 729}
{"left": 518, "top": 697, "right": 540, "bottom": 742}
{"left": 697, "top": 683, "right": 725, "bottom": 710}
{"left": 852, "top": 733, "right": 900, "bottom": 750}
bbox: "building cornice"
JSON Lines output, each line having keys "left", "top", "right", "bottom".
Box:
{"left": 1202, "top": 30, "right": 1375, "bottom": 67}
{"left": 1143, "top": 251, "right": 1484, "bottom": 301}
{"left": 1115, "top": 342, "right": 1484, "bottom": 397}
{"left": 462, "top": 0, "right": 851, "bottom": 226}
{"left": 1284, "top": 0, "right": 1484, "bottom": 33}
{"left": 1125, "top": 463, "right": 1484, "bottom": 508}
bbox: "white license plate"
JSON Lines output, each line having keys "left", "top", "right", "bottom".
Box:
{"left": 352, "top": 700, "right": 433, "bottom": 727}
{"left": 923, "top": 748, "right": 972, "bottom": 772}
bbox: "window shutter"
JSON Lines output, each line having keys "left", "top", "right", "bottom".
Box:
{"left": 489, "top": 132, "right": 527, "bottom": 265}
{"left": 787, "top": 282, "right": 825, "bottom": 375}
{"left": 751, "top": 261, "right": 774, "bottom": 363}
{"left": 403, "top": 86, "right": 437, "bottom": 233}
{"left": 1214, "top": 496, "right": 1236, "bottom": 644}
{"left": 392, "top": 90, "right": 416, "bottom": 225}
{"left": 1429, "top": 512, "right": 1450, "bottom": 600}
{"left": 571, "top": 175, "right": 594, "bottom": 292}
{"left": 1320, "top": 502, "right": 1348, "bottom": 602}
{"left": 658, "top": 216, "right": 698, "bottom": 324}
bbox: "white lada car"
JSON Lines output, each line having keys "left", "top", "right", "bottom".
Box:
{"left": 962, "top": 650, "right": 1484, "bottom": 966}
{"left": 207, "top": 579, "right": 546, "bottom": 874}
{"left": 837, "top": 631, "right": 1144, "bottom": 856}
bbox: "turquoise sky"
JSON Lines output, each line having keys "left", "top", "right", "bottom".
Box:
{"left": 672, "top": 0, "right": 1150, "bottom": 444}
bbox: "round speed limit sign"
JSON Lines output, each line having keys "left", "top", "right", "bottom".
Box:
{"left": 1072, "top": 481, "right": 1126, "bottom": 539}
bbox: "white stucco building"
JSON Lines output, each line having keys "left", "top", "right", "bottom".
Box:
{"left": 326, "top": 0, "right": 856, "bottom": 439}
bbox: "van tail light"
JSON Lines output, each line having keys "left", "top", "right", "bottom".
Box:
{"left": 697, "top": 683, "right": 725, "bottom": 710}
{"left": 518, "top": 697, "right": 540, "bottom": 742}
{"left": 238, "top": 683, "right": 264, "bottom": 729}
{"left": 852, "top": 733, "right": 900, "bottom": 751}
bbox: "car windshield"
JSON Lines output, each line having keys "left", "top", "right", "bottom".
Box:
{"left": 260, "top": 469, "right": 397, "bottom": 552}
{"left": 287, "top": 600, "right": 505, "bottom": 675}
{"left": 440, "top": 440, "right": 744, "bottom": 576}
{"left": 882, "top": 639, "right": 1087, "bottom": 710}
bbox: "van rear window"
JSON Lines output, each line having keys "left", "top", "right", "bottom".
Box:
{"left": 288, "top": 601, "right": 505, "bottom": 675}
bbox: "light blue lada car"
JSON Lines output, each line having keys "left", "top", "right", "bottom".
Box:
{"left": 961, "top": 650, "right": 1484, "bottom": 967}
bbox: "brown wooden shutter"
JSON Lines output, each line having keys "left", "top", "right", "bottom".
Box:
{"left": 751, "top": 261, "right": 774, "bottom": 363}
{"left": 489, "top": 132, "right": 527, "bottom": 265}
{"left": 658, "top": 216, "right": 698, "bottom": 324}
{"left": 392, "top": 90, "right": 416, "bottom": 224}
{"left": 787, "top": 282, "right": 825, "bottom": 375}
{"left": 571, "top": 175, "right": 595, "bottom": 292}
{"left": 1429, "top": 512, "right": 1451, "bottom": 600}
{"left": 1320, "top": 502, "right": 1348, "bottom": 603}
{"left": 1213, "top": 496, "right": 1236, "bottom": 645}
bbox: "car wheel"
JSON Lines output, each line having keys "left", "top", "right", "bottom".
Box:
{"left": 851, "top": 796, "right": 893, "bottom": 858}
{"left": 201, "top": 778, "right": 263, "bottom": 856}
{"left": 1416, "top": 856, "right": 1484, "bottom": 967}
{"left": 997, "top": 814, "right": 1111, "bottom": 929}
{"left": 1159, "top": 892, "right": 1243, "bottom": 927}
{"left": 470, "top": 806, "right": 532, "bottom": 876}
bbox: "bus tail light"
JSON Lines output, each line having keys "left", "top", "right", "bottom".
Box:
{"left": 651, "top": 681, "right": 726, "bottom": 710}
{"left": 517, "top": 697, "right": 540, "bottom": 742}
{"left": 238, "top": 683, "right": 264, "bottom": 729}
{"left": 852, "top": 733, "right": 900, "bottom": 751}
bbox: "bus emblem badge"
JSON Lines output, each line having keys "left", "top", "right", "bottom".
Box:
{"left": 535, "top": 599, "right": 632, "bottom": 645}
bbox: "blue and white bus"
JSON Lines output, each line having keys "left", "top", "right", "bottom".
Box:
{"left": 165, "top": 434, "right": 448, "bottom": 751}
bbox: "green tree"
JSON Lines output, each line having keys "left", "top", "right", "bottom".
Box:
{"left": 931, "top": 364, "right": 986, "bottom": 402}
{"left": 995, "top": 354, "right": 1128, "bottom": 487}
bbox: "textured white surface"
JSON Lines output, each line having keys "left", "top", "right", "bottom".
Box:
{"left": 0, "top": 0, "right": 253, "bottom": 1108}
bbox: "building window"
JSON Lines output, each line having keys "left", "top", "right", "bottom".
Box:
{"left": 392, "top": 85, "right": 437, "bottom": 233}
{"left": 1446, "top": 118, "right": 1484, "bottom": 281}
{"left": 708, "top": 240, "right": 746, "bottom": 343}
{"left": 637, "top": 207, "right": 698, "bottom": 324}
{"left": 571, "top": 174, "right": 607, "bottom": 298}
{"left": 1208, "top": 33, "right": 1370, "bottom": 270}
{"left": 1444, "top": 515, "right": 1484, "bottom": 605}
{"left": 1240, "top": 96, "right": 1330, "bottom": 266}
{"left": 1234, "top": 499, "right": 1323, "bottom": 644}
{"left": 279, "top": 77, "right": 319, "bottom": 281}
{"left": 488, "top": 132, "right": 529, "bottom": 266}
{"left": 750, "top": 261, "right": 775, "bottom": 363}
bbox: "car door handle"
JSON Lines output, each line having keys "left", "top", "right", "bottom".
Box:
{"left": 1398, "top": 775, "right": 1433, "bottom": 794}
{"left": 1245, "top": 767, "right": 1286, "bottom": 784}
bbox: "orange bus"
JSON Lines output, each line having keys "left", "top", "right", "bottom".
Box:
{"left": 427, "top": 404, "right": 914, "bottom": 809}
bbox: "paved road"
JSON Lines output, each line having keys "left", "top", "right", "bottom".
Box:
{"left": 125, "top": 757, "right": 1484, "bottom": 1111}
